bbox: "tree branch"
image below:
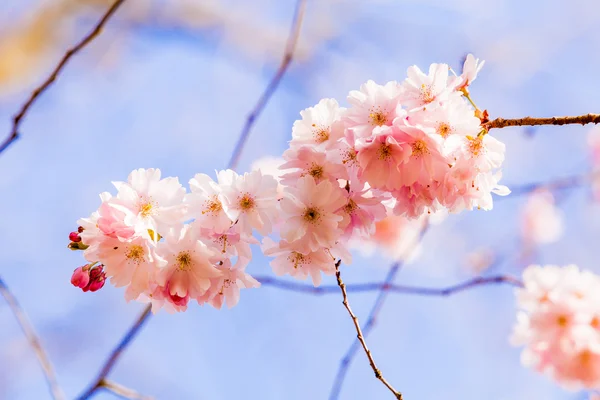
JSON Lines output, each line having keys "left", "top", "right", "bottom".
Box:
{"left": 334, "top": 262, "right": 404, "bottom": 399}
{"left": 485, "top": 113, "right": 600, "bottom": 130}
{"left": 75, "top": 304, "right": 152, "bottom": 400}
{"left": 99, "top": 379, "right": 154, "bottom": 400}
{"left": 0, "top": 276, "right": 65, "bottom": 400}
{"left": 0, "top": 0, "right": 127, "bottom": 156}
{"left": 257, "top": 274, "right": 523, "bottom": 296}
{"left": 330, "top": 221, "right": 429, "bottom": 400}
{"left": 226, "top": 0, "right": 307, "bottom": 170}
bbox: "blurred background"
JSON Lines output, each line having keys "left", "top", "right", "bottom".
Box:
{"left": 1, "top": 0, "right": 600, "bottom": 399}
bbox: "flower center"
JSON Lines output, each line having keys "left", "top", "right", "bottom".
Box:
{"left": 202, "top": 196, "right": 223, "bottom": 215}
{"left": 437, "top": 122, "right": 452, "bottom": 138}
{"left": 312, "top": 125, "right": 330, "bottom": 143}
{"left": 125, "top": 245, "right": 144, "bottom": 264}
{"left": 420, "top": 84, "right": 435, "bottom": 103}
{"left": 139, "top": 202, "right": 154, "bottom": 218}
{"left": 176, "top": 251, "right": 193, "bottom": 271}
{"left": 288, "top": 252, "right": 307, "bottom": 269}
{"left": 411, "top": 140, "right": 428, "bottom": 157}
{"left": 344, "top": 199, "right": 358, "bottom": 215}
{"left": 556, "top": 315, "right": 569, "bottom": 327}
{"left": 238, "top": 193, "right": 255, "bottom": 211}
{"left": 468, "top": 136, "right": 484, "bottom": 156}
{"left": 303, "top": 207, "right": 321, "bottom": 224}
{"left": 378, "top": 143, "right": 392, "bottom": 161}
{"left": 342, "top": 148, "right": 358, "bottom": 166}
{"left": 308, "top": 163, "right": 324, "bottom": 179}
{"left": 369, "top": 108, "right": 388, "bottom": 126}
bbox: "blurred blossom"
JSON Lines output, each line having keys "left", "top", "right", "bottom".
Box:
{"left": 520, "top": 190, "right": 564, "bottom": 246}
{"left": 464, "top": 248, "right": 496, "bottom": 274}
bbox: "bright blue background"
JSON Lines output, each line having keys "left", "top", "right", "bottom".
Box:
{"left": 1, "top": 1, "right": 600, "bottom": 399}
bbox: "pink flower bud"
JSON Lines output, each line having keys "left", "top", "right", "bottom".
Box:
{"left": 69, "top": 232, "right": 81, "bottom": 242}
{"left": 71, "top": 266, "right": 90, "bottom": 289}
{"left": 77, "top": 226, "right": 84, "bottom": 233}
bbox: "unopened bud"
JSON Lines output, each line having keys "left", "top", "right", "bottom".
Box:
{"left": 71, "top": 266, "right": 90, "bottom": 289}
{"left": 69, "top": 232, "right": 81, "bottom": 242}
{"left": 77, "top": 226, "right": 84, "bottom": 233}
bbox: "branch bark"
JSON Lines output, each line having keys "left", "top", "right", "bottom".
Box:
{"left": 334, "top": 262, "right": 404, "bottom": 400}
{"left": 485, "top": 113, "right": 600, "bottom": 130}
{"left": 0, "top": 0, "right": 127, "bottom": 156}
{"left": 0, "top": 276, "right": 65, "bottom": 400}
{"left": 226, "top": 0, "right": 307, "bottom": 170}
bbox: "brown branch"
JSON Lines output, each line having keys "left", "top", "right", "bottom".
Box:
{"left": 0, "top": 276, "right": 65, "bottom": 400}
{"left": 99, "top": 379, "right": 154, "bottom": 400}
{"left": 334, "top": 262, "right": 404, "bottom": 400}
{"left": 258, "top": 272, "right": 523, "bottom": 296}
{"left": 485, "top": 113, "right": 600, "bottom": 130}
{"left": 0, "top": 0, "right": 127, "bottom": 156}
{"left": 75, "top": 304, "right": 152, "bottom": 400}
{"left": 226, "top": 0, "right": 307, "bottom": 170}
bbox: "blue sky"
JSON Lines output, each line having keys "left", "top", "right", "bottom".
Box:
{"left": 1, "top": 0, "right": 600, "bottom": 399}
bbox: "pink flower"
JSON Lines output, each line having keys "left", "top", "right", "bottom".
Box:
{"left": 153, "top": 225, "right": 222, "bottom": 313}
{"left": 520, "top": 190, "right": 564, "bottom": 246}
{"left": 355, "top": 125, "right": 411, "bottom": 191}
{"left": 392, "top": 183, "right": 442, "bottom": 218}
{"left": 400, "top": 63, "right": 461, "bottom": 109}
{"left": 345, "top": 80, "right": 404, "bottom": 139}
{"left": 198, "top": 223, "right": 255, "bottom": 269}
{"left": 186, "top": 173, "right": 233, "bottom": 233}
{"left": 262, "top": 238, "right": 337, "bottom": 286}
{"left": 217, "top": 169, "right": 279, "bottom": 236}
{"left": 280, "top": 146, "right": 347, "bottom": 185}
{"left": 96, "top": 196, "right": 138, "bottom": 241}
{"left": 251, "top": 156, "right": 286, "bottom": 197}
{"left": 512, "top": 264, "right": 600, "bottom": 390}
{"left": 337, "top": 180, "right": 387, "bottom": 240}
{"left": 291, "top": 98, "right": 346, "bottom": 150}
{"left": 405, "top": 92, "right": 481, "bottom": 138}
{"left": 112, "top": 168, "right": 188, "bottom": 234}
{"left": 279, "top": 176, "right": 346, "bottom": 253}
{"left": 198, "top": 260, "right": 260, "bottom": 309}
{"left": 445, "top": 133, "right": 505, "bottom": 172}
{"left": 454, "top": 54, "right": 485, "bottom": 90}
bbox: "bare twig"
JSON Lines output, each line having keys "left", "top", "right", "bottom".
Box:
{"left": 0, "top": 0, "right": 127, "bottom": 156}
{"left": 99, "top": 379, "right": 154, "bottom": 400}
{"left": 334, "top": 262, "right": 404, "bottom": 400}
{"left": 0, "top": 277, "right": 65, "bottom": 400}
{"left": 485, "top": 113, "right": 600, "bottom": 131}
{"left": 226, "top": 0, "right": 307, "bottom": 170}
{"left": 75, "top": 305, "right": 152, "bottom": 400}
{"left": 330, "top": 221, "right": 430, "bottom": 400}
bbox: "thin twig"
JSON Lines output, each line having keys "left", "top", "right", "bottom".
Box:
{"left": 0, "top": 277, "right": 65, "bottom": 400}
{"left": 0, "top": 0, "right": 127, "bottom": 156}
{"left": 99, "top": 379, "right": 154, "bottom": 400}
{"left": 257, "top": 274, "right": 523, "bottom": 296}
{"left": 334, "top": 262, "right": 404, "bottom": 400}
{"left": 75, "top": 305, "right": 152, "bottom": 400}
{"left": 330, "top": 221, "right": 430, "bottom": 400}
{"left": 485, "top": 113, "right": 600, "bottom": 131}
{"left": 226, "top": 0, "right": 307, "bottom": 170}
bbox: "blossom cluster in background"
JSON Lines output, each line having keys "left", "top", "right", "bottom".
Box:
{"left": 512, "top": 265, "right": 600, "bottom": 390}
{"left": 69, "top": 54, "right": 510, "bottom": 313}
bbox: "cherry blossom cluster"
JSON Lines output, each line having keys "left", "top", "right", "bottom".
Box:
{"left": 512, "top": 264, "right": 600, "bottom": 390}
{"left": 69, "top": 54, "right": 510, "bottom": 312}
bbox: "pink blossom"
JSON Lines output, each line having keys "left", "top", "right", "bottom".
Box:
{"left": 217, "top": 169, "right": 279, "bottom": 236}
{"left": 71, "top": 266, "right": 90, "bottom": 289}
{"left": 337, "top": 180, "right": 387, "bottom": 240}
{"left": 279, "top": 176, "right": 346, "bottom": 253}
{"left": 345, "top": 80, "right": 404, "bottom": 139}
{"left": 112, "top": 168, "right": 187, "bottom": 234}
{"left": 96, "top": 196, "right": 138, "bottom": 241}
{"left": 520, "top": 190, "right": 564, "bottom": 246}
{"left": 153, "top": 225, "right": 222, "bottom": 312}
{"left": 291, "top": 98, "right": 346, "bottom": 150}
{"left": 454, "top": 54, "right": 485, "bottom": 90}
{"left": 445, "top": 133, "right": 505, "bottom": 172}
{"left": 251, "top": 156, "right": 286, "bottom": 197}
{"left": 355, "top": 125, "right": 411, "bottom": 191}
{"left": 262, "top": 237, "right": 337, "bottom": 286}
{"left": 186, "top": 173, "right": 233, "bottom": 233}
{"left": 198, "top": 260, "right": 260, "bottom": 309}
{"left": 400, "top": 63, "right": 461, "bottom": 109}
{"left": 280, "top": 146, "right": 347, "bottom": 185}
{"left": 71, "top": 264, "right": 106, "bottom": 292}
